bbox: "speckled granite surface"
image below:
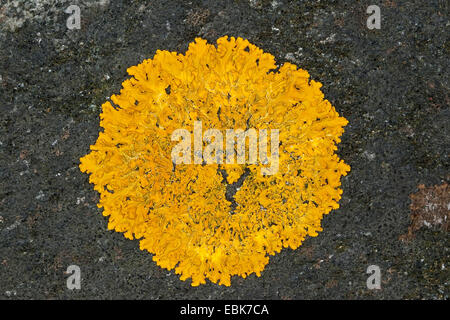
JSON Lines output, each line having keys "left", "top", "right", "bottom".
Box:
{"left": 0, "top": 0, "right": 448, "bottom": 299}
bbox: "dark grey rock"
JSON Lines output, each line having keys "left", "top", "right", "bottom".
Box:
{"left": 0, "top": 0, "right": 448, "bottom": 299}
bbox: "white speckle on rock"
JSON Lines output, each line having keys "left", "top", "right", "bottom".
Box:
{"left": 271, "top": 0, "right": 281, "bottom": 9}
{"left": 363, "top": 113, "right": 375, "bottom": 120}
{"left": 362, "top": 150, "right": 376, "bottom": 161}
{"left": 248, "top": 0, "right": 262, "bottom": 9}
{"left": 320, "top": 33, "right": 336, "bottom": 44}
{"left": 5, "top": 220, "right": 20, "bottom": 232}
{"left": 85, "top": 0, "right": 111, "bottom": 7}
{"left": 76, "top": 196, "right": 85, "bottom": 205}
{"left": 35, "top": 190, "right": 45, "bottom": 200}
{"left": 5, "top": 290, "right": 17, "bottom": 297}
{"left": 425, "top": 203, "right": 437, "bottom": 212}
{"left": 285, "top": 52, "right": 299, "bottom": 64}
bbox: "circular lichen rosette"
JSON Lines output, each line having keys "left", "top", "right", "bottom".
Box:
{"left": 80, "top": 36, "right": 350, "bottom": 286}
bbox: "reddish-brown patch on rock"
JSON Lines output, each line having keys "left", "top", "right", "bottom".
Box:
{"left": 400, "top": 183, "right": 449, "bottom": 241}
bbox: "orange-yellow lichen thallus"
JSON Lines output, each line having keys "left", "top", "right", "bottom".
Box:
{"left": 80, "top": 36, "right": 350, "bottom": 286}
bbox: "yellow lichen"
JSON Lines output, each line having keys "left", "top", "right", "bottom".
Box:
{"left": 79, "top": 36, "right": 350, "bottom": 286}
